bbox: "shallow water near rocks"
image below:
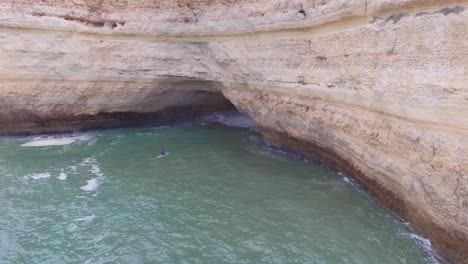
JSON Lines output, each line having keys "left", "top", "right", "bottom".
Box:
{"left": 0, "top": 122, "right": 440, "bottom": 263}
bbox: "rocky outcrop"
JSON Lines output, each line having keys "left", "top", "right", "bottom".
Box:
{"left": 0, "top": 0, "right": 467, "bottom": 262}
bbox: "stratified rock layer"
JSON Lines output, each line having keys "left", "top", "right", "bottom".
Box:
{"left": 0, "top": 1, "right": 467, "bottom": 262}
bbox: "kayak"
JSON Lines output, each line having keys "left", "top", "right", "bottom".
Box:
{"left": 156, "top": 152, "right": 171, "bottom": 159}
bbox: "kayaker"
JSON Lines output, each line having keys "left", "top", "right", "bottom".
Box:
{"left": 160, "top": 148, "right": 166, "bottom": 156}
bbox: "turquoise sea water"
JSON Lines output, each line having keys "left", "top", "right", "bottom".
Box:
{"left": 0, "top": 120, "right": 440, "bottom": 263}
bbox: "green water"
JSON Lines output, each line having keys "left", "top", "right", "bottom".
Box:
{"left": 0, "top": 123, "right": 439, "bottom": 263}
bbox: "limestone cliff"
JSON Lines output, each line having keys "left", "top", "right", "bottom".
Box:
{"left": 0, "top": 0, "right": 467, "bottom": 262}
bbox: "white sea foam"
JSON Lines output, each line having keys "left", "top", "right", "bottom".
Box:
{"left": 68, "top": 166, "right": 78, "bottom": 174}
{"left": 22, "top": 138, "right": 76, "bottom": 147}
{"left": 204, "top": 111, "right": 256, "bottom": 128}
{"left": 80, "top": 178, "right": 100, "bottom": 192}
{"left": 81, "top": 158, "right": 104, "bottom": 177}
{"left": 409, "top": 233, "right": 432, "bottom": 249}
{"left": 30, "top": 172, "right": 51, "bottom": 180}
{"left": 90, "top": 164, "right": 104, "bottom": 177}
{"left": 403, "top": 231, "right": 441, "bottom": 263}
{"left": 79, "top": 157, "right": 105, "bottom": 192}
{"left": 21, "top": 135, "right": 92, "bottom": 147}
{"left": 57, "top": 172, "right": 67, "bottom": 181}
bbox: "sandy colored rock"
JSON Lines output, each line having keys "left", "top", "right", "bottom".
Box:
{"left": 0, "top": 0, "right": 467, "bottom": 262}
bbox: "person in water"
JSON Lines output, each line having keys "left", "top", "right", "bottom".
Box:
{"left": 160, "top": 148, "right": 166, "bottom": 156}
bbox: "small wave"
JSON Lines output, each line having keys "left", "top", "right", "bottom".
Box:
{"left": 21, "top": 135, "right": 92, "bottom": 147}
{"left": 30, "top": 172, "right": 51, "bottom": 180}
{"left": 79, "top": 157, "right": 105, "bottom": 192}
{"left": 67, "top": 224, "right": 78, "bottom": 232}
{"left": 74, "top": 215, "right": 96, "bottom": 222}
{"left": 249, "top": 135, "right": 261, "bottom": 142}
{"left": 136, "top": 132, "right": 160, "bottom": 136}
{"left": 204, "top": 111, "right": 256, "bottom": 128}
{"left": 262, "top": 146, "right": 303, "bottom": 160}
{"left": 57, "top": 172, "right": 67, "bottom": 181}
{"left": 151, "top": 126, "right": 170, "bottom": 131}
{"left": 340, "top": 175, "right": 370, "bottom": 197}
{"left": 408, "top": 233, "right": 432, "bottom": 250}
{"left": 400, "top": 231, "right": 441, "bottom": 263}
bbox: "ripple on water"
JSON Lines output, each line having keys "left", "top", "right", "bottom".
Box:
{"left": 0, "top": 124, "right": 441, "bottom": 264}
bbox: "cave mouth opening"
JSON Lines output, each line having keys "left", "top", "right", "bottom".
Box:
{"left": 99, "top": 88, "right": 240, "bottom": 127}
{"left": 96, "top": 78, "right": 249, "bottom": 129}
{"left": 0, "top": 79, "right": 250, "bottom": 136}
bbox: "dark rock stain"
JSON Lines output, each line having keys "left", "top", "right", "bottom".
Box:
{"left": 385, "top": 12, "right": 408, "bottom": 24}
{"left": 436, "top": 6, "right": 465, "bottom": 16}
{"left": 415, "top": 12, "right": 428, "bottom": 17}
{"left": 370, "top": 16, "right": 382, "bottom": 23}
{"left": 298, "top": 9, "right": 306, "bottom": 17}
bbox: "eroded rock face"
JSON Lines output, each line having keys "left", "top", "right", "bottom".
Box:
{"left": 0, "top": 0, "right": 467, "bottom": 262}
